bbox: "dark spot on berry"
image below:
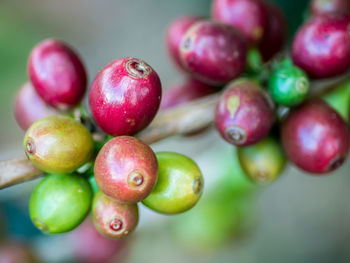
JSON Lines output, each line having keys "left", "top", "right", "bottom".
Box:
{"left": 225, "top": 126, "right": 246, "bottom": 145}
{"left": 109, "top": 218, "right": 123, "bottom": 232}
{"left": 25, "top": 139, "right": 36, "bottom": 156}
{"left": 328, "top": 156, "right": 345, "bottom": 172}
{"left": 33, "top": 218, "right": 49, "bottom": 233}
{"left": 125, "top": 59, "right": 151, "bottom": 79}
{"left": 182, "top": 37, "right": 193, "bottom": 51}
{"left": 127, "top": 170, "right": 144, "bottom": 188}
{"left": 193, "top": 177, "right": 203, "bottom": 194}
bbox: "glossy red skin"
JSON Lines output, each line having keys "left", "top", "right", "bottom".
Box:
{"left": 310, "top": 0, "right": 350, "bottom": 16}
{"left": 89, "top": 57, "right": 162, "bottom": 136}
{"left": 215, "top": 80, "right": 275, "bottom": 146}
{"left": 14, "top": 82, "right": 57, "bottom": 130}
{"left": 212, "top": 0, "right": 268, "bottom": 45}
{"left": 92, "top": 191, "right": 139, "bottom": 239}
{"left": 166, "top": 15, "right": 202, "bottom": 71}
{"left": 160, "top": 78, "right": 217, "bottom": 109}
{"left": 259, "top": 3, "right": 287, "bottom": 61}
{"left": 95, "top": 136, "right": 158, "bottom": 203}
{"left": 28, "top": 39, "right": 87, "bottom": 109}
{"left": 292, "top": 13, "right": 350, "bottom": 79}
{"left": 71, "top": 218, "right": 127, "bottom": 263}
{"left": 282, "top": 100, "right": 350, "bottom": 174}
{"left": 180, "top": 21, "right": 247, "bottom": 86}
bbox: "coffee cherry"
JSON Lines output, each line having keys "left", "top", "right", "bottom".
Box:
{"left": 14, "top": 82, "right": 57, "bottom": 130}
{"left": 259, "top": 3, "right": 287, "bottom": 61}
{"left": 166, "top": 15, "right": 202, "bottom": 70}
{"left": 322, "top": 79, "right": 350, "bottom": 121}
{"left": 179, "top": 20, "right": 247, "bottom": 86}
{"left": 215, "top": 80, "right": 275, "bottom": 146}
{"left": 310, "top": 0, "right": 350, "bottom": 16}
{"left": 212, "top": 0, "right": 268, "bottom": 44}
{"left": 71, "top": 218, "right": 127, "bottom": 263}
{"left": 281, "top": 100, "right": 350, "bottom": 174}
{"left": 92, "top": 190, "right": 139, "bottom": 239}
{"left": 28, "top": 39, "right": 87, "bottom": 109}
{"left": 142, "top": 152, "right": 204, "bottom": 214}
{"left": 268, "top": 63, "right": 310, "bottom": 107}
{"left": 94, "top": 136, "right": 158, "bottom": 203}
{"left": 160, "top": 78, "right": 217, "bottom": 110}
{"left": 89, "top": 57, "right": 162, "bottom": 136}
{"left": 292, "top": 13, "right": 350, "bottom": 79}
{"left": 238, "top": 137, "right": 287, "bottom": 185}
{"left": 29, "top": 173, "right": 92, "bottom": 234}
{"left": 23, "top": 115, "right": 93, "bottom": 173}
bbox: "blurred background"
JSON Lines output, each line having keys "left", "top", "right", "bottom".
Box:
{"left": 2, "top": 0, "right": 350, "bottom": 262}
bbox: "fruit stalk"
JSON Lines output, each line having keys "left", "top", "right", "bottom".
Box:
{"left": 0, "top": 74, "right": 348, "bottom": 189}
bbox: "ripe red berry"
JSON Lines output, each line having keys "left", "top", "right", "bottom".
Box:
{"left": 281, "top": 100, "right": 350, "bottom": 174}
{"left": 14, "top": 82, "right": 57, "bottom": 130}
{"left": 92, "top": 191, "right": 139, "bottom": 239}
{"left": 94, "top": 136, "right": 158, "bottom": 203}
{"left": 89, "top": 57, "right": 162, "bottom": 136}
{"left": 292, "top": 13, "right": 350, "bottom": 79}
{"left": 310, "top": 0, "right": 350, "bottom": 16}
{"left": 215, "top": 80, "right": 275, "bottom": 146}
{"left": 259, "top": 3, "right": 287, "bottom": 61}
{"left": 212, "top": 0, "right": 268, "bottom": 45}
{"left": 166, "top": 15, "right": 202, "bottom": 70}
{"left": 160, "top": 78, "right": 217, "bottom": 110}
{"left": 179, "top": 20, "right": 247, "bottom": 86}
{"left": 28, "top": 39, "right": 87, "bottom": 109}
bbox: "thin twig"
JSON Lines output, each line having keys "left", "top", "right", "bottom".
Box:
{"left": 0, "top": 74, "right": 348, "bottom": 189}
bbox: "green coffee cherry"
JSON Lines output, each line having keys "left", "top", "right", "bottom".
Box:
{"left": 142, "top": 152, "right": 204, "bottom": 214}
{"left": 322, "top": 80, "right": 350, "bottom": 122}
{"left": 237, "top": 137, "right": 287, "bottom": 185}
{"left": 268, "top": 64, "right": 309, "bottom": 106}
{"left": 29, "top": 173, "right": 92, "bottom": 234}
{"left": 23, "top": 115, "right": 94, "bottom": 173}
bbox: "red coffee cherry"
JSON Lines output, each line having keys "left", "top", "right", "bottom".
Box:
{"left": 28, "top": 39, "right": 87, "bottom": 109}
{"left": 94, "top": 136, "right": 158, "bottom": 203}
{"left": 166, "top": 15, "right": 202, "bottom": 70}
{"left": 14, "top": 82, "right": 57, "bottom": 130}
{"left": 292, "top": 13, "right": 350, "bottom": 79}
{"left": 89, "top": 57, "right": 162, "bottom": 136}
{"left": 310, "top": 0, "right": 350, "bottom": 16}
{"left": 92, "top": 191, "right": 139, "bottom": 239}
{"left": 212, "top": 0, "right": 268, "bottom": 45}
{"left": 180, "top": 20, "right": 247, "bottom": 86}
{"left": 259, "top": 3, "right": 287, "bottom": 61}
{"left": 160, "top": 78, "right": 217, "bottom": 110}
{"left": 215, "top": 80, "right": 275, "bottom": 146}
{"left": 282, "top": 100, "right": 350, "bottom": 174}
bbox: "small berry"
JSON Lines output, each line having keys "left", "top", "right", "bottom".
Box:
{"left": 29, "top": 173, "right": 92, "bottom": 234}
{"left": 268, "top": 63, "right": 310, "bottom": 107}
{"left": 166, "top": 15, "right": 202, "bottom": 70}
{"left": 215, "top": 80, "right": 275, "bottom": 146}
{"left": 292, "top": 13, "right": 350, "bottom": 78}
{"left": 281, "top": 100, "right": 350, "bottom": 174}
{"left": 142, "top": 152, "right": 204, "bottom": 214}
{"left": 92, "top": 190, "right": 139, "bottom": 239}
{"left": 89, "top": 57, "right": 162, "bottom": 136}
{"left": 23, "top": 115, "right": 94, "bottom": 173}
{"left": 94, "top": 136, "right": 158, "bottom": 203}
{"left": 14, "top": 82, "right": 58, "bottom": 131}
{"left": 179, "top": 20, "right": 247, "bottom": 86}
{"left": 212, "top": 0, "right": 268, "bottom": 44}
{"left": 238, "top": 136, "right": 287, "bottom": 185}
{"left": 28, "top": 39, "right": 87, "bottom": 109}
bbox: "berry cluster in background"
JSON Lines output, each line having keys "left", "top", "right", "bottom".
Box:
{"left": 9, "top": 0, "right": 350, "bottom": 252}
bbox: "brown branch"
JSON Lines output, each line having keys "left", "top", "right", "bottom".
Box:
{"left": 0, "top": 74, "right": 348, "bottom": 190}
